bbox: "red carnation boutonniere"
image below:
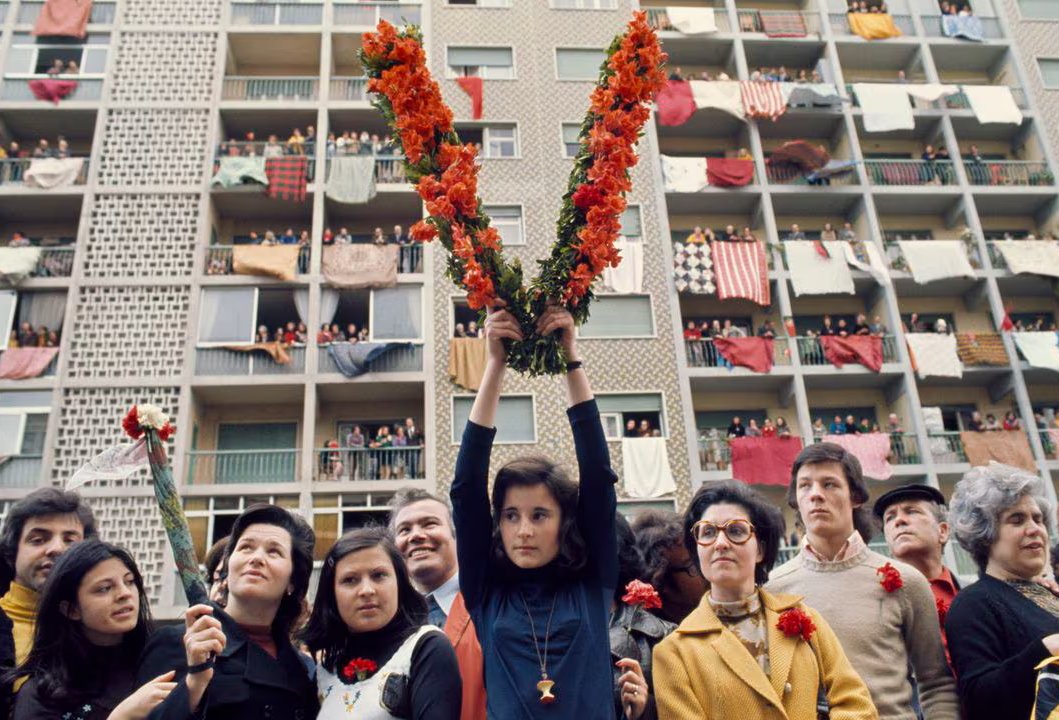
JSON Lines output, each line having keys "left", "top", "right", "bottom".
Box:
{"left": 622, "top": 579, "right": 662, "bottom": 610}
{"left": 776, "top": 607, "right": 817, "bottom": 642}
{"left": 935, "top": 596, "right": 950, "bottom": 625}
{"left": 877, "top": 562, "right": 904, "bottom": 593}
{"left": 342, "top": 657, "right": 378, "bottom": 682}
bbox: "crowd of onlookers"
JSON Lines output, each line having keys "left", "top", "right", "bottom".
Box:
{"left": 7, "top": 322, "right": 59, "bottom": 349}
{"left": 2, "top": 137, "right": 73, "bottom": 161}
{"left": 453, "top": 321, "right": 481, "bottom": 338}
{"left": 848, "top": 0, "right": 890, "bottom": 12}
{"left": 785, "top": 222, "right": 857, "bottom": 242}
{"left": 322, "top": 224, "right": 411, "bottom": 246}
{"left": 623, "top": 418, "right": 663, "bottom": 438}
{"left": 248, "top": 321, "right": 372, "bottom": 346}
{"left": 669, "top": 66, "right": 824, "bottom": 83}
{"left": 320, "top": 417, "right": 424, "bottom": 481}
{"left": 681, "top": 222, "right": 758, "bottom": 244}
{"left": 44, "top": 58, "right": 80, "bottom": 76}
{"left": 938, "top": 1, "right": 975, "bottom": 15}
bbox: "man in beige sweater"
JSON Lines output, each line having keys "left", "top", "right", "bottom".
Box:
{"left": 767, "top": 443, "right": 959, "bottom": 720}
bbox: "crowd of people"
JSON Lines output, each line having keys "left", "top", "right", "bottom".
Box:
{"left": 938, "top": 1, "right": 975, "bottom": 15}
{"left": 44, "top": 59, "right": 79, "bottom": 76}
{"left": 320, "top": 418, "right": 424, "bottom": 482}
{"left": 681, "top": 223, "right": 758, "bottom": 245}
{"left": 322, "top": 224, "right": 412, "bottom": 246}
{"left": 4, "top": 329, "right": 1057, "bottom": 719}
{"left": 6, "top": 322, "right": 59, "bottom": 350}
{"left": 668, "top": 66, "right": 824, "bottom": 83}
{"left": 623, "top": 418, "right": 663, "bottom": 438}
{"left": 848, "top": 0, "right": 891, "bottom": 12}
{"left": 453, "top": 321, "right": 481, "bottom": 338}
{"left": 2, "top": 137, "right": 74, "bottom": 161}
{"left": 785, "top": 221, "right": 858, "bottom": 242}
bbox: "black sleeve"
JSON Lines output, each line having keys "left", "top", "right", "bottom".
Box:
{"left": 11, "top": 679, "right": 63, "bottom": 720}
{"left": 945, "top": 590, "right": 1050, "bottom": 712}
{"left": 409, "top": 631, "right": 462, "bottom": 720}
{"left": 569, "top": 400, "right": 619, "bottom": 589}
{"left": 450, "top": 420, "right": 497, "bottom": 611}
{"left": 137, "top": 625, "right": 201, "bottom": 720}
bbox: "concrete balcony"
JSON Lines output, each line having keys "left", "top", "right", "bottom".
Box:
{"left": 330, "top": 76, "right": 369, "bottom": 102}
{"left": 964, "top": 161, "right": 1054, "bottom": 187}
{"left": 1, "top": 78, "right": 104, "bottom": 102}
{"left": 829, "top": 12, "right": 914, "bottom": 37}
{"left": 921, "top": 14, "right": 1004, "bottom": 40}
{"left": 645, "top": 6, "right": 732, "bottom": 33}
{"left": 317, "top": 342, "right": 424, "bottom": 374}
{"left": 185, "top": 449, "right": 300, "bottom": 485}
{"left": 221, "top": 76, "right": 319, "bottom": 102}
{"left": 204, "top": 244, "right": 310, "bottom": 276}
{"left": 766, "top": 163, "right": 857, "bottom": 187}
{"left": 0, "top": 158, "right": 89, "bottom": 187}
{"left": 229, "top": 1, "right": 323, "bottom": 26}
{"left": 195, "top": 346, "right": 307, "bottom": 376}
{"left": 864, "top": 159, "right": 956, "bottom": 187}
{"left": 795, "top": 335, "right": 900, "bottom": 366}
{"left": 315, "top": 445, "right": 425, "bottom": 482}
{"left": 333, "top": 1, "right": 421, "bottom": 27}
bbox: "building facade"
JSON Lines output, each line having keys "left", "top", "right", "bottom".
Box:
{"left": 0, "top": 0, "right": 1054, "bottom": 615}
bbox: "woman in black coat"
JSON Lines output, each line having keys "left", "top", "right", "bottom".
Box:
{"left": 137, "top": 504, "right": 318, "bottom": 720}
{"left": 945, "top": 464, "right": 1059, "bottom": 720}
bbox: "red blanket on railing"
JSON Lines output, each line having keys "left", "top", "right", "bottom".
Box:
{"left": 28, "top": 79, "right": 77, "bottom": 104}
{"left": 820, "top": 335, "right": 883, "bottom": 372}
{"left": 713, "top": 337, "right": 774, "bottom": 373}
{"left": 265, "top": 156, "right": 308, "bottom": 202}
{"left": 33, "top": 0, "right": 92, "bottom": 38}
{"left": 656, "top": 79, "right": 696, "bottom": 127}
{"left": 730, "top": 436, "right": 804, "bottom": 486}
{"left": 0, "top": 347, "right": 58, "bottom": 379}
{"left": 706, "top": 158, "right": 754, "bottom": 187}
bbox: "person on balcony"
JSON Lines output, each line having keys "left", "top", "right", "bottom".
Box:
{"left": 345, "top": 425, "right": 365, "bottom": 481}
{"left": 821, "top": 222, "right": 838, "bottom": 242}
{"left": 984, "top": 414, "right": 1001, "bottom": 431}
{"left": 745, "top": 419, "right": 762, "bottom": 438}
{"left": 45, "top": 59, "right": 65, "bottom": 76}
{"left": 761, "top": 418, "right": 777, "bottom": 438}
{"left": 839, "top": 222, "right": 857, "bottom": 242}
{"left": 372, "top": 425, "right": 394, "bottom": 480}
{"left": 854, "top": 314, "right": 871, "bottom": 336}
{"left": 8, "top": 232, "right": 29, "bottom": 248}
{"left": 372, "top": 227, "right": 387, "bottom": 245}
{"left": 685, "top": 226, "right": 710, "bottom": 245}
{"left": 788, "top": 224, "right": 806, "bottom": 241}
{"left": 768, "top": 443, "right": 959, "bottom": 720}
{"left": 727, "top": 416, "right": 746, "bottom": 439}
{"left": 723, "top": 225, "right": 739, "bottom": 242}
{"left": 858, "top": 418, "right": 873, "bottom": 434}
{"left": 756, "top": 320, "right": 776, "bottom": 339}
{"left": 870, "top": 316, "right": 887, "bottom": 337}
{"left": 813, "top": 418, "right": 827, "bottom": 438}
{"left": 263, "top": 135, "right": 284, "bottom": 159}
{"left": 843, "top": 415, "right": 860, "bottom": 435}
{"left": 921, "top": 145, "right": 943, "bottom": 185}
{"left": 684, "top": 321, "right": 704, "bottom": 367}
{"left": 836, "top": 318, "right": 851, "bottom": 338}
{"left": 335, "top": 227, "right": 353, "bottom": 245}
{"left": 286, "top": 128, "right": 305, "bottom": 156}
{"left": 829, "top": 415, "right": 846, "bottom": 435}
{"left": 279, "top": 228, "right": 297, "bottom": 245}
{"left": 740, "top": 227, "right": 757, "bottom": 243}
{"left": 820, "top": 315, "right": 836, "bottom": 336}
{"left": 1002, "top": 412, "right": 1021, "bottom": 431}
{"left": 774, "top": 416, "right": 792, "bottom": 437}
{"left": 967, "top": 410, "right": 986, "bottom": 432}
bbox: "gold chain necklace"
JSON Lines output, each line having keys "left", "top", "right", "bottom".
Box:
{"left": 519, "top": 591, "right": 559, "bottom": 705}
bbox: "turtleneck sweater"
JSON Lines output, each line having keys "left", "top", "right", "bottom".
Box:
{"left": 709, "top": 592, "right": 769, "bottom": 673}
{"left": 0, "top": 582, "right": 38, "bottom": 669}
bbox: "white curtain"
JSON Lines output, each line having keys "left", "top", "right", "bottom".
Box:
{"left": 372, "top": 286, "right": 421, "bottom": 340}
{"left": 320, "top": 289, "right": 340, "bottom": 326}
{"left": 199, "top": 288, "right": 255, "bottom": 343}
{"left": 0, "top": 290, "right": 17, "bottom": 339}
{"left": 18, "top": 291, "right": 65, "bottom": 331}
{"left": 293, "top": 289, "right": 310, "bottom": 327}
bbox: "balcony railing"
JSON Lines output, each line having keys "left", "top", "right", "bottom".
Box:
{"left": 883, "top": 237, "right": 981, "bottom": 270}
{"left": 330, "top": 76, "right": 369, "bottom": 102}
{"left": 13, "top": 246, "right": 75, "bottom": 278}
{"left": 889, "top": 432, "right": 922, "bottom": 464}
{"left": 324, "top": 156, "right": 407, "bottom": 185}
{"left": 0, "top": 455, "right": 42, "bottom": 488}
{"left": 940, "top": 87, "right": 1028, "bottom": 110}
{"left": 194, "top": 346, "right": 306, "bottom": 375}
{"left": 684, "top": 337, "right": 790, "bottom": 369}
{"left": 333, "top": 1, "right": 421, "bottom": 27}
{"left": 698, "top": 434, "right": 731, "bottom": 471}
{"left": 737, "top": 9, "right": 817, "bottom": 34}
{"left": 765, "top": 163, "right": 856, "bottom": 186}
{"left": 830, "top": 12, "right": 913, "bottom": 35}
{"left": 185, "top": 449, "right": 300, "bottom": 485}
{"left": 864, "top": 159, "right": 956, "bottom": 186}
{"left": 317, "top": 342, "right": 424, "bottom": 374}
{"left": 230, "top": 1, "right": 323, "bottom": 25}
{"left": 795, "top": 335, "right": 899, "bottom": 366}
{"left": 921, "top": 14, "right": 1003, "bottom": 39}
{"left": 215, "top": 143, "right": 315, "bottom": 182}
{"left": 0, "top": 158, "right": 89, "bottom": 186}
{"left": 927, "top": 431, "right": 968, "bottom": 463}
{"left": 18, "top": 0, "right": 115, "bottom": 24}
{"left": 964, "top": 161, "right": 1054, "bottom": 187}
{"left": 645, "top": 7, "right": 731, "bottom": 33}
{"left": 316, "top": 445, "right": 425, "bottom": 481}
{"left": 2, "top": 77, "right": 104, "bottom": 102}
{"left": 221, "top": 77, "right": 319, "bottom": 101}
{"left": 205, "top": 244, "right": 310, "bottom": 275}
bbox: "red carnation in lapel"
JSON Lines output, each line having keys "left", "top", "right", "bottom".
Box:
{"left": 935, "top": 596, "right": 950, "bottom": 625}
{"left": 776, "top": 607, "right": 816, "bottom": 642}
{"left": 342, "top": 657, "right": 378, "bottom": 682}
{"left": 877, "top": 562, "right": 903, "bottom": 593}
{"left": 621, "top": 579, "right": 662, "bottom": 609}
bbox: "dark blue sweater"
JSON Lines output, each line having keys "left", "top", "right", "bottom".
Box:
{"left": 451, "top": 399, "right": 618, "bottom": 720}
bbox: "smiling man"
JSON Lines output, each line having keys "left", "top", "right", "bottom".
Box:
{"left": 767, "top": 443, "right": 958, "bottom": 720}
{"left": 874, "top": 484, "right": 959, "bottom": 660}
{"left": 389, "top": 487, "right": 484, "bottom": 720}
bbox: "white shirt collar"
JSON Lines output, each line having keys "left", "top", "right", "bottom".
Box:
{"left": 428, "top": 571, "right": 460, "bottom": 616}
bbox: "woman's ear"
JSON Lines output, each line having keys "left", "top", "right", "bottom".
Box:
{"left": 59, "top": 600, "right": 81, "bottom": 621}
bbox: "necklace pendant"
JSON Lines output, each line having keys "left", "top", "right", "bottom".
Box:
{"left": 537, "top": 677, "right": 556, "bottom": 705}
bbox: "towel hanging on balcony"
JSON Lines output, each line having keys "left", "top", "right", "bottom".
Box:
{"left": 904, "top": 84, "right": 959, "bottom": 104}
{"left": 211, "top": 156, "right": 267, "bottom": 188}
{"left": 740, "top": 81, "right": 786, "bottom": 121}
{"left": 672, "top": 241, "right": 715, "bottom": 294}
{"left": 231, "top": 245, "right": 300, "bottom": 282}
{"left": 956, "top": 332, "right": 1009, "bottom": 366}
{"left": 853, "top": 84, "right": 914, "bottom": 132}
{"left": 688, "top": 80, "right": 746, "bottom": 120}
{"left": 785, "top": 240, "right": 856, "bottom": 296}
{"left": 660, "top": 155, "right": 708, "bottom": 192}
{"left": 0, "top": 347, "right": 59, "bottom": 380}
{"left": 24, "top": 157, "right": 84, "bottom": 189}
{"left": 665, "top": 7, "right": 716, "bottom": 34}
{"left": 906, "top": 333, "right": 963, "bottom": 379}
{"left": 779, "top": 82, "right": 843, "bottom": 108}
{"left": 941, "top": 14, "right": 984, "bottom": 41}
{"left": 897, "top": 240, "right": 975, "bottom": 284}
{"left": 0, "top": 247, "right": 42, "bottom": 286}
{"left": 327, "top": 342, "right": 409, "bottom": 378}
{"left": 655, "top": 80, "right": 696, "bottom": 126}
{"left": 28, "top": 79, "right": 78, "bottom": 104}
{"left": 819, "top": 335, "right": 883, "bottom": 372}
{"left": 995, "top": 241, "right": 1059, "bottom": 278}
{"left": 823, "top": 433, "right": 894, "bottom": 480}
{"left": 730, "top": 436, "right": 803, "bottom": 486}
{"left": 711, "top": 240, "right": 770, "bottom": 305}
{"left": 601, "top": 237, "right": 643, "bottom": 293}
{"left": 847, "top": 12, "right": 903, "bottom": 40}
{"left": 322, "top": 244, "right": 398, "bottom": 288}
{"left": 959, "top": 431, "right": 1036, "bottom": 472}
{"left": 712, "top": 337, "right": 774, "bottom": 373}
{"left": 32, "top": 0, "right": 92, "bottom": 38}
{"left": 327, "top": 155, "right": 377, "bottom": 204}
{"left": 448, "top": 337, "right": 487, "bottom": 391}
{"left": 841, "top": 239, "right": 891, "bottom": 286}
{"left": 221, "top": 342, "right": 292, "bottom": 365}
{"left": 621, "top": 437, "right": 677, "bottom": 498}
{"left": 961, "top": 85, "right": 1023, "bottom": 125}
{"left": 264, "top": 156, "right": 308, "bottom": 202}
{"left": 1013, "top": 331, "right": 1059, "bottom": 373}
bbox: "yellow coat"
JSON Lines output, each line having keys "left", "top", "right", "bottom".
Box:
{"left": 653, "top": 589, "right": 878, "bottom": 720}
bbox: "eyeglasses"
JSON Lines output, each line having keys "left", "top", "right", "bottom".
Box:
{"left": 690, "top": 519, "right": 756, "bottom": 546}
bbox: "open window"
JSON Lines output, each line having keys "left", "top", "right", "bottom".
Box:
{"left": 6, "top": 33, "right": 108, "bottom": 76}
{"left": 197, "top": 288, "right": 301, "bottom": 345}
{"left": 483, "top": 205, "right": 524, "bottom": 246}
{"left": 0, "top": 290, "right": 66, "bottom": 347}
{"left": 597, "top": 393, "right": 665, "bottom": 440}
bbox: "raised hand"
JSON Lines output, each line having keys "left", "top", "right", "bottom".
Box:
{"left": 536, "top": 304, "right": 579, "bottom": 362}
{"left": 483, "top": 300, "right": 524, "bottom": 366}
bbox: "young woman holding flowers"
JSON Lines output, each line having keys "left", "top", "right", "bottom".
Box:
{"left": 302, "top": 526, "right": 461, "bottom": 720}
{"left": 450, "top": 302, "right": 619, "bottom": 719}
{"left": 653, "top": 481, "right": 877, "bottom": 720}
{"left": 10, "top": 540, "right": 174, "bottom": 720}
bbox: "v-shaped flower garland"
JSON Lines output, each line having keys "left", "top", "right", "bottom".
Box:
{"left": 360, "top": 14, "right": 666, "bottom": 375}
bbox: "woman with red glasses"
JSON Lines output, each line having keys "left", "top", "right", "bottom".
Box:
{"left": 653, "top": 481, "right": 876, "bottom": 720}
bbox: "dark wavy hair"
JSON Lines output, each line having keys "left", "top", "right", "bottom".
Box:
{"left": 302, "top": 526, "right": 427, "bottom": 673}
{"left": 632, "top": 509, "right": 694, "bottom": 590}
{"left": 5, "top": 540, "right": 151, "bottom": 707}
{"left": 0, "top": 488, "right": 97, "bottom": 593}
{"left": 683, "top": 480, "right": 786, "bottom": 586}
{"left": 786, "top": 442, "right": 875, "bottom": 543}
{"left": 614, "top": 513, "right": 646, "bottom": 603}
{"left": 225, "top": 504, "right": 315, "bottom": 638}
{"left": 490, "top": 455, "right": 587, "bottom": 577}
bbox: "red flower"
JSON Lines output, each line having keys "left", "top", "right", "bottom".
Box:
{"left": 621, "top": 580, "right": 662, "bottom": 610}
{"left": 572, "top": 183, "right": 605, "bottom": 211}
{"left": 776, "top": 607, "right": 817, "bottom": 642}
{"left": 157, "top": 423, "right": 176, "bottom": 442}
{"left": 122, "top": 406, "right": 143, "bottom": 440}
{"left": 877, "top": 563, "right": 903, "bottom": 593}
{"left": 341, "top": 657, "right": 378, "bottom": 682}
{"left": 935, "top": 596, "right": 950, "bottom": 625}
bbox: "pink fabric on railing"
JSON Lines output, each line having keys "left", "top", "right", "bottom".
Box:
{"left": 33, "top": 0, "right": 92, "bottom": 38}
{"left": 822, "top": 433, "right": 894, "bottom": 480}
{"left": 820, "top": 335, "right": 883, "bottom": 372}
{"left": 730, "top": 436, "right": 804, "bottom": 486}
{"left": 28, "top": 80, "right": 77, "bottom": 104}
{"left": 0, "top": 347, "right": 58, "bottom": 379}
{"left": 713, "top": 337, "right": 774, "bottom": 373}
{"left": 656, "top": 80, "right": 696, "bottom": 127}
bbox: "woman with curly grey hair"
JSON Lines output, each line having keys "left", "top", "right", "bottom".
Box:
{"left": 945, "top": 463, "right": 1059, "bottom": 720}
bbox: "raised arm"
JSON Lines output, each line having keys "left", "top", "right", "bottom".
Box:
{"left": 450, "top": 303, "right": 522, "bottom": 610}
{"left": 538, "top": 306, "right": 618, "bottom": 588}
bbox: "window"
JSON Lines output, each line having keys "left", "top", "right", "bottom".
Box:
{"left": 452, "top": 395, "right": 536, "bottom": 443}
{"left": 198, "top": 287, "right": 257, "bottom": 344}
{"left": 579, "top": 295, "right": 654, "bottom": 338}
{"left": 0, "top": 290, "right": 66, "bottom": 346}
{"left": 555, "top": 48, "right": 606, "bottom": 81}
{"left": 597, "top": 393, "right": 665, "bottom": 439}
{"left": 447, "top": 0, "right": 512, "bottom": 5}
{"left": 1038, "top": 59, "right": 1059, "bottom": 88}
{"left": 312, "top": 493, "right": 397, "bottom": 561}
{"left": 551, "top": 0, "right": 618, "bottom": 8}
{"left": 446, "top": 46, "right": 515, "bottom": 79}
{"left": 371, "top": 285, "right": 423, "bottom": 341}
{"left": 561, "top": 123, "right": 580, "bottom": 158}
{"left": 184, "top": 495, "right": 300, "bottom": 564}
{"left": 485, "top": 125, "right": 518, "bottom": 158}
{"left": 483, "top": 205, "right": 524, "bottom": 245}
{"left": 1020, "top": 1, "right": 1059, "bottom": 19}
{"left": 5, "top": 33, "right": 108, "bottom": 76}
{"left": 620, "top": 206, "right": 642, "bottom": 241}
{"left": 0, "top": 391, "right": 50, "bottom": 488}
